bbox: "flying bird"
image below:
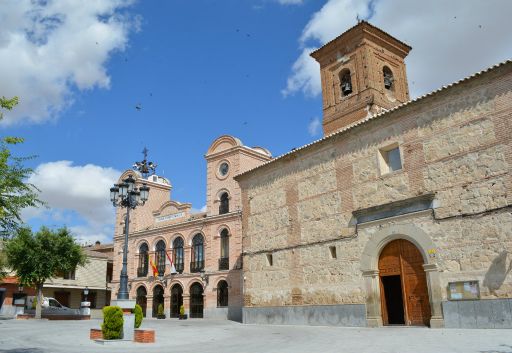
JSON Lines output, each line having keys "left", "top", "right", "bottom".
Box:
{"left": 135, "top": 104, "right": 142, "bottom": 111}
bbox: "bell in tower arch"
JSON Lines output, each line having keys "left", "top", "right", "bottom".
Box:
{"left": 340, "top": 70, "right": 352, "bottom": 96}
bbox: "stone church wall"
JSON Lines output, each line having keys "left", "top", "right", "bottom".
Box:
{"left": 239, "top": 63, "right": 512, "bottom": 327}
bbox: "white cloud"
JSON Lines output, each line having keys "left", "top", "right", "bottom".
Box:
{"left": 191, "top": 205, "right": 207, "bottom": 214}
{"left": 284, "top": 0, "right": 512, "bottom": 99}
{"left": 308, "top": 116, "right": 321, "bottom": 136}
{"left": 23, "top": 161, "right": 121, "bottom": 243}
{"left": 0, "top": 0, "right": 137, "bottom": 125}
{"left": 282, "top": 47, "right": 320, "bottom": 97}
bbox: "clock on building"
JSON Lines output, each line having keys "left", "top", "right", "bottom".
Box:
{"left": 219, "top": 162, "right": 229, "bottom": 176}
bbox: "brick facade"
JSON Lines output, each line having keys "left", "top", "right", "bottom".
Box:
{"left": 111, "top": 135, "right": 271, "bottom": 320}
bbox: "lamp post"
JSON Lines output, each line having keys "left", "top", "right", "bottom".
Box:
{"left": 83, "top": 286, "right": 89, "bottom": 302}
{"left": 110, "top": 174, "right": 150, "bottom": 300}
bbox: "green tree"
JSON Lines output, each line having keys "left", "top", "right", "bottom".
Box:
{"left": 0, "top": 246, "right": 7, "bottom": 280}
{"left": 4, "top": 226, "right": 87, "bottom": 319}
{"left": 0, "top": 96, "right": 43, "bottom": 238}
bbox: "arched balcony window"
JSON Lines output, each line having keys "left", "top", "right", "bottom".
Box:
{"left": 340, "top": 69, "right": 352, "bottom": 96}
{"left": 155, "top": 240, "right": 166, "bottom": 276}
{"left": 219, "top": 229, "right": 229, "bottom": 270}
{"left": 173, "top": 237, "right": 184, "bottom": 273}
{"left": 383, "top": 66, "right": 394, "bottom": 90}
{"left": 190, "top": 234, "right": 204, "bottom": 273}
{"left": 137, "top": 243, "right": 149, "bottom": 277}
{"left": 219, "top": 192, "right": 229, "bottom": 214}
{"left": 217, "top": 280, "right": 229, "bottom": 307}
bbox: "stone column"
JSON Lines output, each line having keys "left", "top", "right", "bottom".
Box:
{"left": 146, "top": 295, "right": 153, "bottom": 318}
{"left": 111, "top": 299, "right": 136, "bottom": 341}
{"left": 423, "top": 263, "right": 444, "bottom": 328}
{"left": 202, "top": 293, "right": 207, "bottom": 318}
{"left": 183, "top": 294, "right": 190, "bottom": 317}
{"left": 164, "top": 294, "right": 171, "bottom": 319}
{"left": 362, "top": 270, "right": 383, "bottom": 327}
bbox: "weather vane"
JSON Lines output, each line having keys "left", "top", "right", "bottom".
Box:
{"left": 132, "top": 147, "right": 157, "bottom": 178}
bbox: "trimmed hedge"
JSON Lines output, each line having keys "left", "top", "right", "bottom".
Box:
{"left": 101, "top": 306, "right": 124, "bottom": 340}
{"left": 133, "top": 304, "right": 143, "bottom": 329}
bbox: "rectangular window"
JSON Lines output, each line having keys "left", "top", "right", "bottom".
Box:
{"left": 59, "top": 269, "right": 75, "bottom": 280}
{"left": 379, "top": 144, "right": 402, "bottom": 175}
{"left": 329, "top": 246, "right": 337, "bottom": 259}
{"left": 266, "top": 253, "right": 273, "bottom": 266}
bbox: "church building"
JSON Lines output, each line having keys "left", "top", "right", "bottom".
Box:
{"left": 235, "top": 21, "right": 512, "bottom": 328}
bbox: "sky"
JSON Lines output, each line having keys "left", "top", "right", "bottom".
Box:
{"left": 1, "top": 0, "right": 511, "bottom": 244}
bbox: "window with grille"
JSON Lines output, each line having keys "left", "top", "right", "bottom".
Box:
{"left": 155, "top": 240, "right": 166, "bottom": 276}
{"left": 191, "top": 234, "right": 204, "bottom": 272}
{"left": 219, "top": 229, "right": 229, "bottom": 270}
{"left": 173, "top": 237, "right": 184, "bottom": 273}
{"left": 219, "top": 192, "right": 229, "bottom": 214}
{"left": 138, "top": 243, "right": 149, "bottom": 277}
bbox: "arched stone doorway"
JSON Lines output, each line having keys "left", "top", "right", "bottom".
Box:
{"left": 170, "top": 284, "right": 183, "bottom": 318}
{"left": 360, "top": 224, "right": 444, "bottom": 328}
{"left": 379, "top": 239, "right": 431, "bottom": 326}
{"left": 190, "top": 282, "right": 204, "bottom": 318}
{"left": 136, "top": 286, "right": 147, "bottom": 317}
{"left": 152, "top": 285, "right": 164, "bottom": 318}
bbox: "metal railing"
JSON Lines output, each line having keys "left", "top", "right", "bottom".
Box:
{"left": 218, "top": 257, "right": 229, "bottom": 270}
{"left": 190, "top": 260, "right": 205, "bottom": 273}
{"left": 137, "top": 267, "right": 148, "bottom": 277}
{"left": 175, "top": 262, "right": 184, "bottom": 273}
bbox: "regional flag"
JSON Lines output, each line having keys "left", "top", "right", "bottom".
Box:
{"left": 166, "top": 251, "right": 177, "bottom": 275}
{"left": 149, "top": 257, "right": 159, "bottom": 277}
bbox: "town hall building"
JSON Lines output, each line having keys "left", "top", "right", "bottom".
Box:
{"left": 111, "top": 137, "right": 271, "bottom": 320}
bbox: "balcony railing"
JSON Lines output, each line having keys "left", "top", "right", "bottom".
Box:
{"left": 190, "top": 260, "right": 204, "bottom": 273}
{"left": 175, "top": 262, "right": 184, "bottom": 274}
{"left": 218, "top": 257, "right": 229, "bottom": 271}
{"left": 137, "top": 267, "right": 148, "bottom": 277}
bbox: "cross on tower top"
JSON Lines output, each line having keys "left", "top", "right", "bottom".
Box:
{"left": 133, "top": 146, "right": 157, "bottom": 178}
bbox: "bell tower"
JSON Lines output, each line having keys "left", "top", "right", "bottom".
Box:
{"left": 310, "top": 21, "right": 412, "bottom": 136}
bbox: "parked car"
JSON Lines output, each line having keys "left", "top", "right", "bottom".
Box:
{"left": 25, "top": 296, "right": 79, "bottom": 316}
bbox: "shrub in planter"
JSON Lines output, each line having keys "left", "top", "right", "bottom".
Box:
{"left": 101, "top": 306, "right": 124, "bottom": 340}
{"left": 157, "top": 303, "right": 165, "bottom": 319}
{"left": 179, "top": 305, "right": 187, "bottom": 320}
{"left": 133, "top": 304, "right": 143, "bottom": 328}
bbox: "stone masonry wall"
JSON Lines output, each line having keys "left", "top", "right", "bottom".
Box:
{"left": 240, "top": 63, "right": 512, "bottom": 308}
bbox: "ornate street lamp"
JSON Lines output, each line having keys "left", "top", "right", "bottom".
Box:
{"left": 83, "top": 286, "right": 89, "bottom": 301}
{"left": 110, "top": 152, "right": 154, "bottom": 300}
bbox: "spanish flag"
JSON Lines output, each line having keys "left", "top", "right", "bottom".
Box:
{"left": 149, "top": 257, "right": 159, "bottom": 277}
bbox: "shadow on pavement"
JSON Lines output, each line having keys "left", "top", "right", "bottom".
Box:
{"left": 480, "top": 344, "right": 512, "bottom": 353}
{"left": 0, "top": 349, "right": 46, "bottom": 353}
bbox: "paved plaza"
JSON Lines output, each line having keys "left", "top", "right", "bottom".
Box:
{"left": 0, "top": 319, "right": 511, "bottom": 353}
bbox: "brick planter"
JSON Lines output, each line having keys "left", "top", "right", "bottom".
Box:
{"left": 90, "top": 329, "right": 103, "bottom": 340}
{"left": 134, "top": 329, "right": 155, "bottom": 343}
{"left": 16, "top": 314, "right": 34, "bottom": 320}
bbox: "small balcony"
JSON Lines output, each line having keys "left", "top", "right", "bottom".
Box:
{"left": 175, "top": 262, "right": 184, "bottom": 274}
{"left": 190, "top": 260, "right": 205, "bottom": 273}
{"left": 218, "top": 257, "right": 229, "bottom": 271}
{"left": 137, "top": 267, "right": 148, "bottom": 277}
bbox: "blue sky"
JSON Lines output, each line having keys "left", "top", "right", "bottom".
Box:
{"left": 1, "top": 0, "right": 511, "bottom": 243}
